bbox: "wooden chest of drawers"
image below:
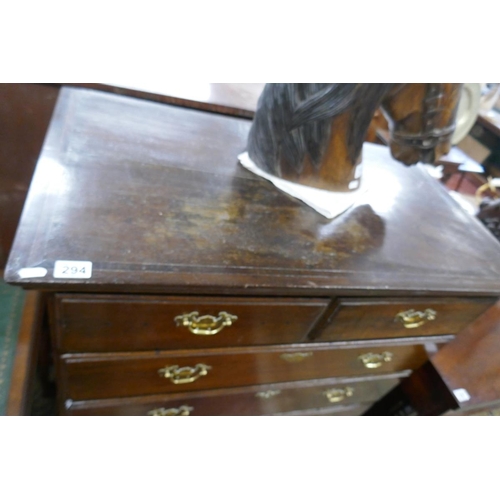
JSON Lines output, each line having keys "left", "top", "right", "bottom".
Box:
{"left": 6, "top": 88, "right": 500, "bottom": 415}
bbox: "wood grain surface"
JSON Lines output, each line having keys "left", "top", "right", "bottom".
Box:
{"left": 54, "top": 294, "right": 329, "bottom": 352}
{"left": 316, "top": 297, "right": 495, "bottom": 341}
{"left": 5, "top": 88, "right": 500, "bottom": 296}
{"left": 59, "top": 343, "right": 428, "bottom": 400}
{"left": 64, "top": 374, "right": 399, "bottom": 416}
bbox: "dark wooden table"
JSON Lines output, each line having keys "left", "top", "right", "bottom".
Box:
{"left": 5, "top": 87, "right": 500, "bottom": 415}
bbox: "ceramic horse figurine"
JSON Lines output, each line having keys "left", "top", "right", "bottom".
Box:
{"left": 247, "top": 83, "right": 462, "bottom": 192}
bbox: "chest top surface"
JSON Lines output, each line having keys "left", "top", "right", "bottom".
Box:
{"left": 5, "top": 87, "right": 500, "bottom": 295}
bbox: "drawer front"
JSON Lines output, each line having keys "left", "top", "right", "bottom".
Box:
{"left": 273, "top": 404, "right": 371, "bottom": 416}
{"left": 60, "top": 344, "right": 427, "bottom": 400}
{"left": 55, "top": 294, "right": 330, "bottom": 352}
{"left": 315, "top": 297, "right": 495, "bottom": 342}
{"left": 64, "top": 377, "right": 399, "bottom": 416}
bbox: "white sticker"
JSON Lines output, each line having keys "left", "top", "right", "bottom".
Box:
{"left": 355, "top": 164, "right": 363, "bottom": 179}
{"left": 18, "top": 267, "right": 48, "bottom": 279}
{"left": 453, "top": 388, "right": 471, "bottom": 403}
{"left": 53, "top": 260, "right": 92, "bottom": 279}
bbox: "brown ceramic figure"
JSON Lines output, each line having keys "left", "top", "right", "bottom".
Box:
{"left": 247, "top": 83, "right": 462, "bottom": 192}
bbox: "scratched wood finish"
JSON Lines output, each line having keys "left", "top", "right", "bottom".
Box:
{"left": 0, "top": 82, "right": 263, "bottom": 268}
{"left": 54, "top": 294, "right": 330, "bottom": 352}
{"left": 63, "top": 375, "right": 399, "bottom": 416}
{"left": 5, "top": 88, "right": 500, "bottom": 296}
{"left": 59, "top": 343, "right": 428, "bottom": 400}
{"left": 316, "top": 297, "right": 496, "bottom": 342}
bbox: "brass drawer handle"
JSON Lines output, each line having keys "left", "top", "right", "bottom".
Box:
{"left": 358, "top": 352, "right": 393, "bottom": 369}
{"left": 280, "top": 352, "right": 313, "bottom": 363}
{"left": 158, "top": 363, "right": 211, "bottom": 384}
{"left": 324, "top": 387, "right": 354, "bottom": 403}
{"left": 148, "top": 405, "right": 193, "bottom": 416}
{"left": 175, "top": 311, "right": 238, "bottom": 335}
{"left": 256, "top": 390, "right": 281, "bottom": 399}
{"left": 395, "top": 308, "right": 437, "bottom": 329}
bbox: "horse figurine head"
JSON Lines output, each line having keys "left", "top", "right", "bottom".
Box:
{"left": 381, "top": 83, "right": 462, "bottom": 166}
{"left": 247, "top": 83, "right": 462, "bottom": 192}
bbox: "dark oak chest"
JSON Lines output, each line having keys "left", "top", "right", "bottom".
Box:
{"left": 6, "top": 88, "right": 500, "bottom": 415}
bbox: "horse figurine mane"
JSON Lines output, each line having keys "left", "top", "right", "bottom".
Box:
{"left": 247, "top": 83, "right": 461, "bottom": 192}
